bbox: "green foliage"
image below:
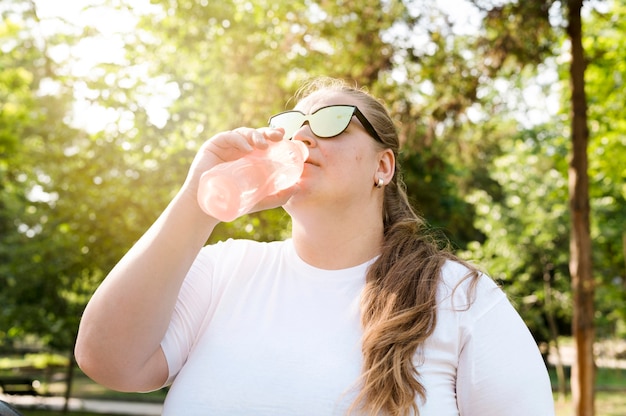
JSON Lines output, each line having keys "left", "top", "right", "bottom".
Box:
{"left": 460, "top": 125, "right": 573, "bottom": 341}
{"left": 0, "top": 352, "right": 69, "bottom": 371}
{"left": 400, "top": 147, "right": 484, "bottom": 248}
{"left": 0, "top": 8, "right": 87, "bottom": 350}
{"left": 0, "top": 0, "right": 415, "bottom": 350}
{"left": 477, "top": 0, "right": 559, "bottom": 73}
{"left": 459, "top": 0, "right": 626, "bottom": 341}
{"left": 584, "top": 0, "right": 626, "bottom": 337}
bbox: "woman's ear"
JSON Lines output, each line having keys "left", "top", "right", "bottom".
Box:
{"left": 374, "top": 148, "right": 395, "bottom": 186}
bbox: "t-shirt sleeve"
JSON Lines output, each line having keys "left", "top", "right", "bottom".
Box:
{"left": 456, "top": 295, "right": 555, "bottom": 416}
{"left": 160, "top": 245, "right": 219, "bottom": 386}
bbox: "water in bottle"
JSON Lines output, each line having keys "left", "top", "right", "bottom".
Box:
{"left": 197, "top": 140, "right": 308, "bottom": 222}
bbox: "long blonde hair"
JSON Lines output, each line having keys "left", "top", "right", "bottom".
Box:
{"left": 296, "top": 78, "right": 480, "bottom": 415}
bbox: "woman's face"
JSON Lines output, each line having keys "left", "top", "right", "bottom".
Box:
{"left": 283, "top": 90, "right": 387, "bottom": 215}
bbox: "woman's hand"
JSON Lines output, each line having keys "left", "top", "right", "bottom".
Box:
{"left": 188, "top": 127, "right": 284, "bottom": 184}
{"left": 183, "top": 127, "right": 299, "bottom": 219}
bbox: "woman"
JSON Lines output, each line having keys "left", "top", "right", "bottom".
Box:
{"left": 75, "top": 78, "right": 555, "bottom": 415}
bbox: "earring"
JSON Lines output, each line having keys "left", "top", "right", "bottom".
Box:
{"left": 375, "top": 177, "right": 384, "bottom": 188}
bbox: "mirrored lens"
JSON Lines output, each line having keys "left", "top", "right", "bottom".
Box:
{"left": 268, "top": 105, "right": 357, "bottom": 140}
{"left": 309, "top": 106, "right": 355, "bottom": 138}
{"left": 269, "top": 112, "right": 305, "bottom": 140}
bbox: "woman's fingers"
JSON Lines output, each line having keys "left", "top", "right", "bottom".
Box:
{"left": 206, "top": 127, "right": 284, "bottom": 162}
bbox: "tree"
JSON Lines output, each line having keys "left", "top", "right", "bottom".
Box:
{"left": 567, "top": 1, "right": 595, "bottom": 414}
{"left": 467, "top": 0, "right": 600, "bottom": 412}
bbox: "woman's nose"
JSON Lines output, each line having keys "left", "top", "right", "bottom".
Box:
{"left": 292, "top": 124, "right": 317, "bottom": 147}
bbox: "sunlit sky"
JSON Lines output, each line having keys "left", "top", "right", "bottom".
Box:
{"left": 34, "top": 0, "right": 144, "bottom": 73}
{"left": 31, "top": 0, "right": 171, "bottom": 132}
{"left": 29, "top": 0, "right": 559, "bottom": 133}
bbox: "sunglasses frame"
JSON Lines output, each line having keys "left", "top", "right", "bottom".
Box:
{"left": 268, "top": 104, "right": 383, "bottom": 143}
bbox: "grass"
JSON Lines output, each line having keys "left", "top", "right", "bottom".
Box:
{"left": 549, "top": 366, "right": 626, "bottom": 415}
{"left": 59, "top": 371, "right": 167, "bottom": 402}
{"left": 549, "top": 367, "right": 626, "bottom": 390}
{"left": 554, "top": 392, "right": 626, "bottom": 416}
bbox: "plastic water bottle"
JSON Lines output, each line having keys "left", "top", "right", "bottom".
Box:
{"left": 197, "top": 139, "right": 309, "bottom": 222}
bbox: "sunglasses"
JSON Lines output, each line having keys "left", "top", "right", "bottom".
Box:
{"left": 268, "top": 104, "right": 383, "bottom": 143}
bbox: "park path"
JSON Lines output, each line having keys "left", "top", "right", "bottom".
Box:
{"left": 0, "top": 394, "right": 162, "bottom": 416}
{"left": 548, "top": 340, "right": 626, "bottom": 370}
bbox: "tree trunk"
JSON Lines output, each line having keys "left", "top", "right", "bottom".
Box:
{"left": 62, "top": 346, "right": 76, "bottom": 414}
{"left": 622, "top": 232, "right": 626, "bottom": 281}
{"left": 567, "top": 1, "right": 595, "bottom": 415}
{"left": 542, "top": 259, "right": 566, "bottom": 402}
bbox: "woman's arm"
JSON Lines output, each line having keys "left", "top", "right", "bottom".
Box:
{"left": 75, "top": 189, "right": 218, "bottom": 392}
{"left": 456, "top": 297, "right": 555, "bottom": 416}
{"left": 74, "top": 128, "right": 290, "bottom": 392}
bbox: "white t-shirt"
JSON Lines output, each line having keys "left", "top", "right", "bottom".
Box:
{"left": 160, "top": 239, "right": 554, "bottom": 415}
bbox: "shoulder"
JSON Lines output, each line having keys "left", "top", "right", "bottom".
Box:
{"left": 437, "top": 260, "right": 506, "bottom": 319}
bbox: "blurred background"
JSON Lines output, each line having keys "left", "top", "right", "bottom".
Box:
{"left": 1, "top": 0, "right": 624, "bottom": 415}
